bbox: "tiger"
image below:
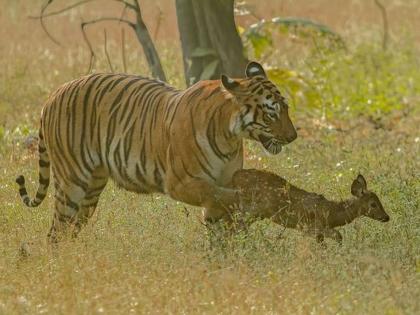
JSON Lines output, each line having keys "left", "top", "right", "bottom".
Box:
{"left": 16, "top": 61, "right": 297, "bottom": 241}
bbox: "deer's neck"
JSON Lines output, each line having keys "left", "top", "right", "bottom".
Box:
{"left": 328, "top": 199, "right": 364, "bottom": 228}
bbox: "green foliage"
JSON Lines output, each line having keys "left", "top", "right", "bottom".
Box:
{"left": 242, "top": 19, "right": 420, "bottom": 117}
{"left": 243, "top": 16, "right": 345, "bottom": 58}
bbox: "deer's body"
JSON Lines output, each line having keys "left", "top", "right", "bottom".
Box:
{"left": 232, "top": 169, "right": 390, "bottom": 243}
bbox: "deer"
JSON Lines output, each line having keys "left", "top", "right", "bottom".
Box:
{"left": 230, "top": 169, "right": 390, "bottom": 243}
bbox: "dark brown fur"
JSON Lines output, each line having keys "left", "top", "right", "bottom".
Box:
{"left": 232, "top": 169, "right": 390, "bottom": 243}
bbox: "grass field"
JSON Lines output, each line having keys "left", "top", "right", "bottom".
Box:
{"left": 1, "top": 1, "right": 419, "bottom": 314}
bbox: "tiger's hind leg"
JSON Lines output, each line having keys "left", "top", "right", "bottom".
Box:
{"left": 48, "top": 178, "right": 87, "bottom": 243}
{"left": 73, "top": 176, "right": 108, "bottom": 238}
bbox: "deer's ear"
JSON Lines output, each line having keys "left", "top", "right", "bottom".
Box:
{"left": 351, "top": 174, "right": 367, "bottom": 197}
{"left": 245, "top": 61, "right": 266, "bottom": 78}
{"left": 221, "top": 74, "right": 240, "bottom": 91}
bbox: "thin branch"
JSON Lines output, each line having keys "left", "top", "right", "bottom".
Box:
{"left": 81, "top": 21, "right": 96, "bottom": 73}
{"left": 119, "top": 2, "right": 129, "bottom": 22}
{"left": 82, "top": 17, "right": 135, "bottom": 29}
{"left": 81, "top": 17, "right": 135, "bottom": 73}
{"left": 29, "top": 0, "right": 95, "bottom": 19}
{"left": 121, "top": 27, "right": 127, "bottom": 72}
{"left": 29, "top": 0, "right": 135, "bottom": 19}
{"left": 39, "top": 0, "right": 62, "bottom": 46}
{"left": 153, "top": 6, "right": 163, "bottom": 39}
{"left": 374, "top": 0, "right": 389, "bottom": 51}
{"left": 103, "top": 29, "right": 114, "bottom": 73}
{"left": 113, "top": 0, "right": 136, "bottom": 10}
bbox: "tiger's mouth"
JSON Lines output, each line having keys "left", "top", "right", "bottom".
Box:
{"left": 258, "top": 135, "right": 283, "bottom": 155}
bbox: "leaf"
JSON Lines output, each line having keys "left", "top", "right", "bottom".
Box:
{"left": 191, "top": 47, "right": 217, "bottom": 58}
{"left": 266, "top": 67, "right": 316, "bottom": 108}
{"left": 248, "top": 33, "right": 272, "bottom": 59}
{"left": 200, "top": 60, "right": 219, "bottom": 80}
{"left": 243, "top": 16, "right": 345, "bottom": 54}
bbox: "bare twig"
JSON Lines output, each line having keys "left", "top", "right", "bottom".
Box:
{"left": 32, "top": 0, "right": 165, "bottom": 80}
{"left": 374, "top": 0, "right": 389, "bottom": 51}
{"left": 82, "top": 17, "right": 135, "bottom": 29}
{"left": 153, "top": 6, "right": 163, "bottom": 39}
{"left": 39, "top": 0, "right": 62, "bottom": 46}
{"left": 29, "top": 0, "right": 95, "bottom": 19}
{"left": 114, "top": 0, "right": 136, "bottom": 10}
{"left": 119, "top": 4, "right": 128, "bottom": 22}
{"left": 103, "top": 29, "right": 114, "bottom": 73}
{"left": 29, "top": 0, "right": 135, "bottom": 19}
{"left": 81, "top": 21, "right": 96, "bottom": 73}
{"left": 31, "top": 0, "right": 131, "bottom": 47}
{"left": 121, "top": 27, "right": 127, "bottom": 72}
{"left": 81, "top": 17, "right": 135, "bottom": 73}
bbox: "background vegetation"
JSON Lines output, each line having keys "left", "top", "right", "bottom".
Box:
{"left": 0, "top": 0, "right": 419, "bottom": 314}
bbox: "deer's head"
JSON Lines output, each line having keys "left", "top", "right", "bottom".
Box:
{"left": 351, "top": 174, "right": 390, "bottom": 222}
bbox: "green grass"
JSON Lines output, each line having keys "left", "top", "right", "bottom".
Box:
{"left": 1, "top": 1, "right": 420, "bottom": 314}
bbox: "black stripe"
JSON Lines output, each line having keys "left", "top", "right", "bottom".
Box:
{"left": 55, "top": 211, "right": 74, "bottom": 223}
{"left": 81, "top": 200, "right": 99, "bottom": 208}
{"left": 79, "top": 77, "right": 97, "bottom": 173}
{"left": 250, "top": 84, "right": 262, "bottom": 94}
{"left": 202, "top": 86, "right": 221, "bottom": 101}
{"left": 153, "top": 167, "right": 163, "bottom": 191}
{"left": 39, "top": 160, "right": 50, "bottom": 167}
{"left": 124, "top": 121, "right": 135, "bottom": 163}
{"left": 194, "top": 153, "right": 217, "bottom": 181}
{"left": 189, "top": 107, "right": 213, "bottom": 168}
{"left": 56, "top": 194, "right": 80, "bottom": 210}
{"left": 135, "top": 164, "right": 149, "bottom": 188}
{"left": 140, "top": 141, "right": 146, "bottom": 172}
{"left": 39, "top": 175, "right": 50, "bottom": 186}
{"left": 35, "top": 192, "right": 46, "bottom": 200}
{"left": 206, "top": 106, "right": 230, "bottom": 161}
{"left": 19, "top": 188, "right": 27, "bottom": 196}
{"left": 68, "top": 82, "right": 80, "bottom": 150}
{"left": 90, "top": 75, "right": 115, "bottom": 143}
{"left": 108, "top": 75, "right": 127, "bottom": 91}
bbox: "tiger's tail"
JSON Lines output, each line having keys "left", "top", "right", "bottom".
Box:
{"left": 16, "top": 130, "right": 50, "bottom": 207}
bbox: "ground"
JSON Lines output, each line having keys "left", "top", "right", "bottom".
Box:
{"left": 0, "top": 1, "right": 419, "bottom": 314}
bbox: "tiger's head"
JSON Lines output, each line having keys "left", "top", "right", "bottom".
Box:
{"left": 221, "top": 61, "right": 297, "bottom": 155}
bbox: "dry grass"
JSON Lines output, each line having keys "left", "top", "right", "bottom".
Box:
{"left": 1, "top": 1, "right": 419, "bottom": 314}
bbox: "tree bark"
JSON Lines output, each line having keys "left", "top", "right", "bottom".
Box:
{"left": 176, "top": 0, "right": 248, "bottom": 86}
{"left": 175, "top": 0, "right": 202, "bottom": 85}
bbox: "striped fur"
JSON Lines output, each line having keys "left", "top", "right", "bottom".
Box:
{"left": 16, "top": 61, "right": 297, "bottom": 241}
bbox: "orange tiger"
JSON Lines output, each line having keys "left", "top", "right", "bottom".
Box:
{"left": 16, "top": 61, "right": 297, "bottom": 241}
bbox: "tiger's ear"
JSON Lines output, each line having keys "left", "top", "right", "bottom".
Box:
{"left": 245, "top": 61, "right": 266, "bottom": 78}
{"left": 221, "top": 74, "right": 240, "bottom": 91}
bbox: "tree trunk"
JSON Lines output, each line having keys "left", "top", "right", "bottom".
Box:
{"left": 176, "top": 0, "right": 248, "bottom": 86}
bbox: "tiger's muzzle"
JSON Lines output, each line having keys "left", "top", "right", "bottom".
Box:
{"left": 258, "top": 134, "right": 286, "bottom": 155}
